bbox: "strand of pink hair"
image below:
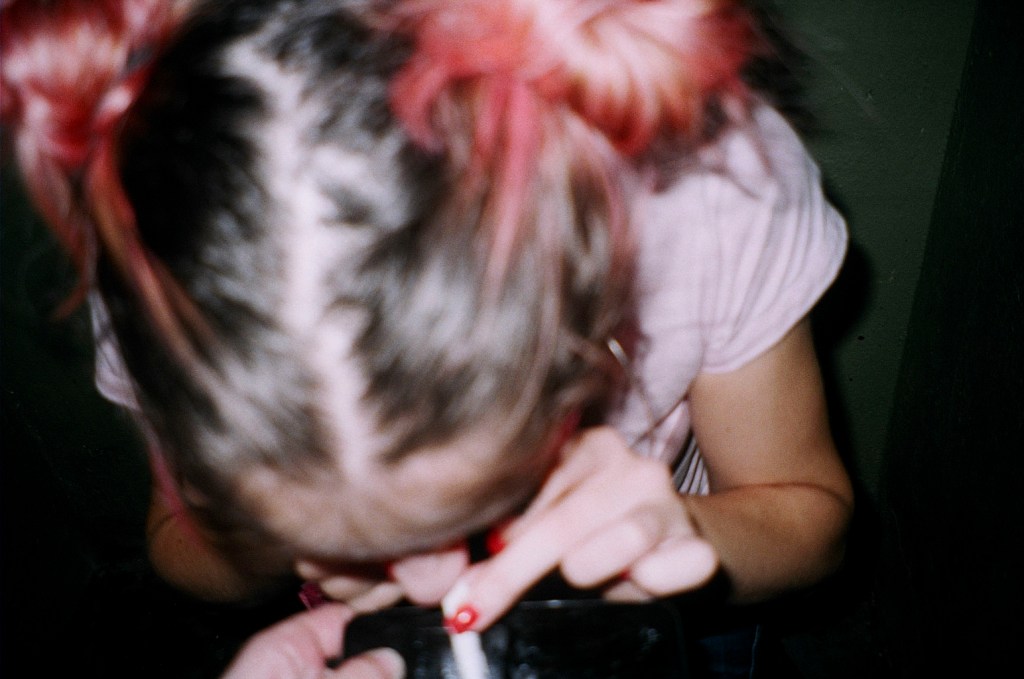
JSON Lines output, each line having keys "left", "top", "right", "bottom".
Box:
{"left": 388, "top": 0, "right": 756, "bottom": 288}
{"left": 1, "top": 0, "right": 191, "bottom": 340}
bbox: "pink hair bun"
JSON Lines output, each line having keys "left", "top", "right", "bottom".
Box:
{"left": 390, "top": 0, "right": 757, "bottom": 155}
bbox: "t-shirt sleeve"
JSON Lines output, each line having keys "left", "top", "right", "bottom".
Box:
{"left": 698, "top": 106, "right": 848, "bottom": 373}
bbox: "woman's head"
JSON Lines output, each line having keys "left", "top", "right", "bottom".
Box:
{"left": 1, "top": 0, "right": 757, "bottom": 573}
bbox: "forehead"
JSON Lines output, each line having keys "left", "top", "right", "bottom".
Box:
{"left": 238, "top": 430, "right": 547, "bottom": 563}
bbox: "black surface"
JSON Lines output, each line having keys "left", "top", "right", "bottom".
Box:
{"left": 877, "top": 0, "right": 1024, "bottom": 675}
{"left": 344, "top": 600, "right": 690, "bottom": 679}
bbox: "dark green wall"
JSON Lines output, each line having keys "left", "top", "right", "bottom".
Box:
{"left": 780, "top": 0, "right": 978, "bottom": 495}
{"left": 880, "top": 0, "right": 1024, "bottom": 673}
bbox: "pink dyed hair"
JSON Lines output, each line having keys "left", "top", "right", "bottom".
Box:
{"left": 388, "top": 0, "right": 758, "bottom": 286}
{"left": 1, "top": 0, "right": 196, "bottom": 352}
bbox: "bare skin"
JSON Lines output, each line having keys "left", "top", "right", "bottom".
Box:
{"left": 451, "top": 319, "right": 853, "bottom": 630}
{"left": 147, "top": 319, "right": 852, "bottom": 642}
{"left": 146, "top": 491, "right": 267, "bottom": 602}
{"left": 221, "top": 604, "right": 404, "bottom": 679}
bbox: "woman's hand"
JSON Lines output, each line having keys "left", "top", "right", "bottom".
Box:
{"left": 447, "top": 427, "right": 719, "bottom": 631}
{"left": 445, "top": 320, "right": 853, "bottom": 632}
{"left": 296, "top": 542, "right": 471, "bottom": 613}
{"left": 221, "top": 604, "right": 404, "bottom": 679}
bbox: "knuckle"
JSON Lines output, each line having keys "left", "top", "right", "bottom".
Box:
{"left": 631, "top": 457, "right": 672, "bottom": 486}
{"left": 319, "top": 576, "right": 371, "bottom": 601}
{"left": 477, "top": 560, "right": 530, "bottom": 605}
{"left": 620, "top": 507, "right": 664, "bottom": 551}
{"left": 560, "top": 552, "right": 604, "bottom": 587}
{"left": 350, "top": 583, "right": 403, "bottom": 613}
{"left": 336, "top": 648, "right": 404, "bottom": 679}
{"left": 603, "top": 579, "right": 653, "bottom": 603}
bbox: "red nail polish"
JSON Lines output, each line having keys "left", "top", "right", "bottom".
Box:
{"left": 444, "top": 604, "right": 479, "bottom": 634}
{"left": 485, "top": 527, "right": 506, "bottom": 555}
{"left": 298, "top": 581, "right": 327, "bottom": 609}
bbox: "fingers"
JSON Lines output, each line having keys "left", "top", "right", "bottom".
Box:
{"left": 222, "top": 604, "right": 354, "bottom": 679}
{"left": 347, "top": 582, "right": 405, "bottom": 614}
{"left": 465, "top": 458, "right": 629, "bottom": 626}
{"left": 388, "top": 542, "right": 470, "bottom": 605}
{"left": 602, "top": 578, "right": 652, "bottom": 602}
{"left": 560, "top": 505, "right": 671, "bottom": 588}
{"left": 278, "top": 603, "right": 355, "bottom": 660}
{"left": 222, "top": 604, "right": 405, "bottom": 679}
{"left": 504, "top": 429, "right": 611, "bottom": 534}
{"left": 629, "top": 535, "right": 719, "bottom": 596}
{"left": 329, "top": 648, "right": 405, "bottom": 679}
{"left": 309, "top": 573, "right": 379, "bottom": 602}
{"left": 295, "top": 543, "right": 470, "bottom": 612}
{"left": 455, "top": 428, "right": 719, "bottom": 631}
{"left": 294, "top": 560, "right": 403, "bottom": 614}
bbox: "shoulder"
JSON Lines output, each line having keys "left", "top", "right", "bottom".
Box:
{"left": 643, "top": 102, "right": 834, "bottom": 242}
{"left": 635, "top": 102, "right": 847, "bottom": 374}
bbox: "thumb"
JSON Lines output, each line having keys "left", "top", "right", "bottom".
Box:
{"left": 389, "top": 542, "right": 470, "bottom": 605}
{"left": 329, "top": 648, "right": 405, "bottom": 679}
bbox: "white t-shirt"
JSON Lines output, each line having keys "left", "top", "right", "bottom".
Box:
{"left": 606, "top": 103, "right": 847, "bottom": 493}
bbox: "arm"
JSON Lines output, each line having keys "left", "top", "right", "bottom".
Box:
{"left": 450, "top": 319, "right": 853, "bottom": 629}
{"left": 684, "top": 318, "right": 853, "bottom": 602}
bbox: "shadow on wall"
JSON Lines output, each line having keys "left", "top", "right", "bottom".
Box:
{"left": 815, "top": 240, "right": 874, "bottom": 463}
{"left": 877, "top": 0, "right": 1024, "bottom": 675}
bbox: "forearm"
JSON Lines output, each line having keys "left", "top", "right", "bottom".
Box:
{"left": 684, "top": 321, "right": 855, "bottom": 603}
{"left": 682, "top": 482, "right": 852, "bottom": 604}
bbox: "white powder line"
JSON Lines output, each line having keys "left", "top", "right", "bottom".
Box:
{"left": 442, "top": 581, "right": 491, "bottom": 679}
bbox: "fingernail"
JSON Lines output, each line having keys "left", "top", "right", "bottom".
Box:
{"left": 444, "top": 604, "right": 480, "bottom": 634}
{"left": 485, "top": 527, "right": 506, "bottom": 555}
{"left": 364, "top": 647, "right": 406, "bottom": 678}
